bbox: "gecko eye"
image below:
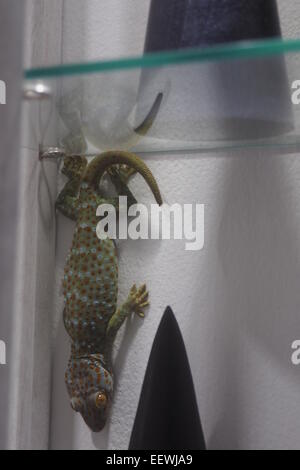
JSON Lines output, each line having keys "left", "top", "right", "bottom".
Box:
{"left": 95, "top": 392, "right": 107, "bottom": 409}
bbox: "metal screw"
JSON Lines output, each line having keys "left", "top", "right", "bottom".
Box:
{"left": 39, "top": 146, "right": 66, "bottom": 161}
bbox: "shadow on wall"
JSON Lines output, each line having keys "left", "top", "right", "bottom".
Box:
{"left": 208, "top": 150, "right": 300, "bottom": 449}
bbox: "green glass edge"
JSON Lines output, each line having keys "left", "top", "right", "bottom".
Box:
{"left": 24, "top": 37, "right": 300, "bottom": 80}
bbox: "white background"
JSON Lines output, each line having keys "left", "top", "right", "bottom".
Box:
{"left": 10, "top": 0, "right": 300, "bottom": 450}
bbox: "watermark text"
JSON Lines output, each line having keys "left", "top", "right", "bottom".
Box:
{"left": 291, "top": 80, "right": 300, "bottom": 105}
{"left": 291, "top": 340, "right": 300, "bottom": 365}
{"left": 96, "top": 197, "right": 204, "bottom": 251}
{"left": 0, "top": 80, "right": 6, "bottom": 105}
{"left": 0, "top": 340, "right": 6, "bottom": 365}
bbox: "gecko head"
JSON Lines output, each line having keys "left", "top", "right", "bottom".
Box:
{"left": 66, "top": 359, "right": 114, "bottom": 432}
{"left": 71, "top": 387, "right": 113, "bottom": 432}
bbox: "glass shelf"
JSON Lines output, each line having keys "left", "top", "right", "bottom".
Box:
{"left": 23, "top": 38, "right": 300, "bottom": 155}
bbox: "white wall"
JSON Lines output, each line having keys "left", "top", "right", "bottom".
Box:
{"left": 18, "top": 0, "right": 300, "bottom": 450}
{"left": 8, "top": 0, "right": 63, "bottom": 450}
{"left": 0, "top": 0, "right": 24, "bottom": 450}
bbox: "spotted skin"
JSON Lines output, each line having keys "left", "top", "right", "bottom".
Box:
{"left": 56, "top": 152, "right": 162, "bottom": 432}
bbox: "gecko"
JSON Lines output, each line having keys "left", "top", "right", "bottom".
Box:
{"left": 56, "top": 151, "right": 163, "bottom": 432}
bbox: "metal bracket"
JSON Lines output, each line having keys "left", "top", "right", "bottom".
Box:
{"left": 39, "top": 146, "right": 66, "bottom": 161}
{"left": 39, "top": 146, "right": 99, "bottom": 161}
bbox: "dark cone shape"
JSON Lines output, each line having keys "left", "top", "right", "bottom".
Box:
{"left": 129, "top": 307, "right": 206, "bottom": 450}
{"left": 144, "top": 0, "right": 281, "bottom": 52}
{"left": 138, "top": 0, "right": 292, "bottom": 143}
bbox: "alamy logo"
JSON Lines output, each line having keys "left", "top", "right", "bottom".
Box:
{"left": 291, "top": 340, "right": 300, "bottom": 365}
{"left": 0, "top": 80, "right": 6, "bottom": 104}
{"left": 0, "top": 340, "right": 6, "bottom": 365}
{"left": 96, "top": 197, "right": 205, "bottom": 251}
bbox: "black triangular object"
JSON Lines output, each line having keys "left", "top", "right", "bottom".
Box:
{"left": 144, "top": 0, "right": 282, "bottom": 52}
{"left": 129, "top": 307, "right": 206, "bottom": 450}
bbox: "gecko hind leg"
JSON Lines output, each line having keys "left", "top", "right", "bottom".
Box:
{"left": 106, "top": 284, "right": 149, "bottom": 346}
{"left": 56, "top": 156, "right": 88, "bottom": 221}
{"left": 108, "top": 165, "right": 137, "bottom": 184}
{"left": 107, "top": 166, "right": 137, "bottom": 207}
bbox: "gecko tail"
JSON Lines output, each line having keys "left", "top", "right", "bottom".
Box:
{"left": 83, "top": 151, "right": 163, "bottom": 206}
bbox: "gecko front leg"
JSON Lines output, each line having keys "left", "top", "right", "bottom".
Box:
{"left": 105, "top": 284, "right": 149, "bottom": 351}
{"left": 55, "top": 179, "right": 80, "bottom": 220}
